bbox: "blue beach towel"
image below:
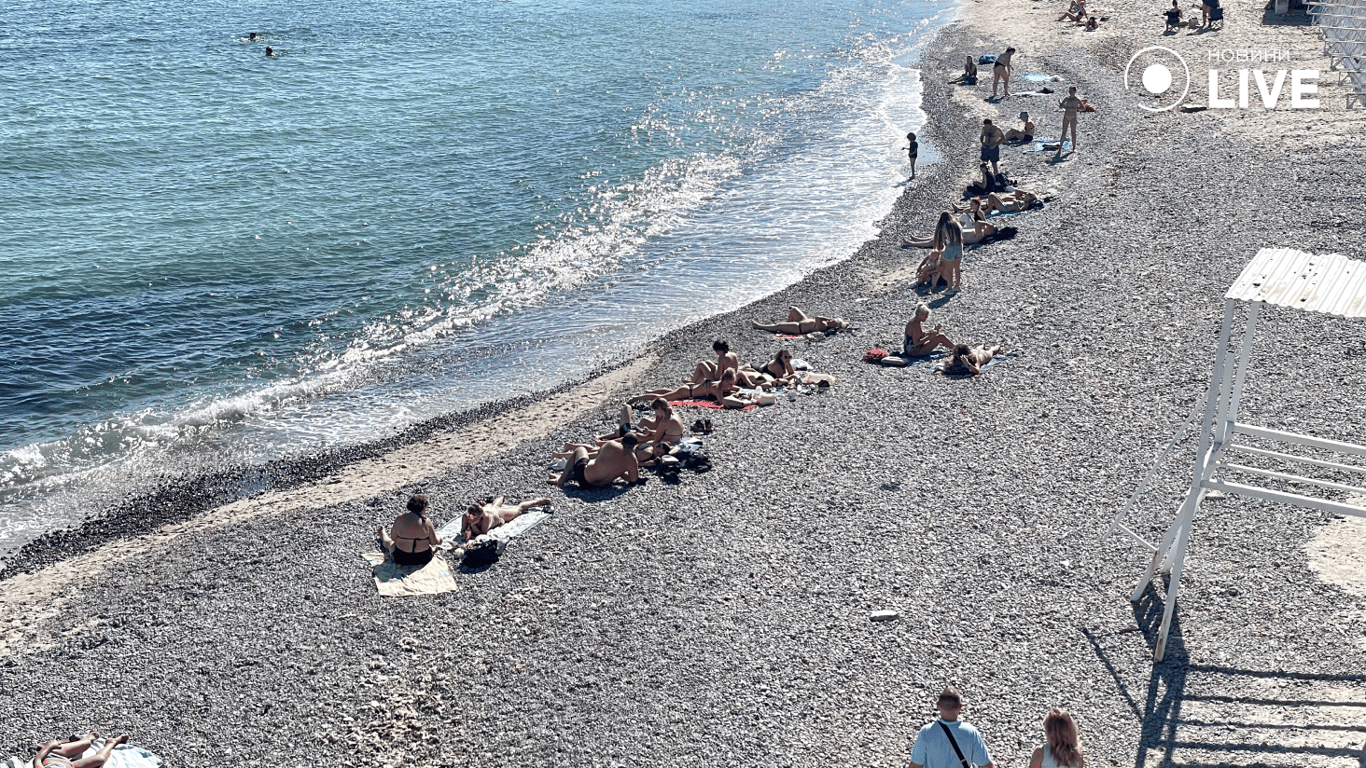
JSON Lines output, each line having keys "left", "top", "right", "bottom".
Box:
{"left": 978, "top": 54, "right": 998, "bottom": 65}
{"left": 1024, "top": 139, "right": 1072, "bottom": 153}
{"left": 933, "top": 353, "right": 1015, "bottom": 376}
{"left": 1022, "top": 73, "right": 1062, "bottom": 82}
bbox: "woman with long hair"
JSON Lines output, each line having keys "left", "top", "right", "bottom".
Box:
{"left": 1028, "top": 707, "right": 1084, "bottom": 768}
{"left": 931, "top": 211, "right": 965, "bottom": 292}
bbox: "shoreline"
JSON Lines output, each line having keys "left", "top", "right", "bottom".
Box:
{"left": 4, "top": 0, "right": 1366, "bottom": 765}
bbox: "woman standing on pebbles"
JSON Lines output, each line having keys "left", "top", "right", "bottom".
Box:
{"left": 1027, "top": 708, "right": 1085, "bottom": 768}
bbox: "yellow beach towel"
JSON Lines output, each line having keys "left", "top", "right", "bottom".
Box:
{"left": 361, "top": 551, "right": 458, "bottom": 597}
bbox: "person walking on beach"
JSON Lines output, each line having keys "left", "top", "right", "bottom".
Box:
{"left": 991, "top": 47, "right": 1015, "bottom": 98}
{"left": 906, "top": 132, "right": 919, "bottom": 179}
{"left": 979, "top": 119, "right": 1005, "bottom": 177}
{"left": 909, "top": 687, "right": 996, "bottom": 768}
{"left": 1057, "top": 87, "right": 1084, "bottom": 158}
{"left": 1027, "top": 708, "right": 1085, "bottom": 768}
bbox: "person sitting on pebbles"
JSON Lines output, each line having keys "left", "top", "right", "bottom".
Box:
{"left": 903, "top": 303, "right": 955, "bottom": 357}
{"left": 628, "top": 368, "right": 751, "bottom": 408}
{"left": 33, "top": 733, "right": 129, "bottom": 768}
{"left": 378, "top": 494, "right": 443, "bottom": 567}
{"left": 548, "top": 435, "right": 640, "bottom": 488}
{"left": 690, "top": 339, "right": 739, "bottom": 383}
{"left": 751, "top": 307, "right": 849, "bottom": 335}
{"left": 755, "top": 349, "right": 799, "bottom": 384}
{"left": 1003, "top": 111, "right": 1035, "bottom": 143}
{"left": 635, "top": 398, "right": 686, "bottom": 462}
{"left": 944, "top": 343, "right": 1005, "bottom": 376}
{"left": 460, "top": 496, "right": 552, "bottom": 542}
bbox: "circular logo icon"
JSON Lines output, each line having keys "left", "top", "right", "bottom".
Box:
{"left": 1124, "top": 46, "right": 1190, "bottom": 112}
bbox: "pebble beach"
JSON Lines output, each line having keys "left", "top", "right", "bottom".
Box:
{"left": 3, "top": 0, "right": 1365, "bottom": 765}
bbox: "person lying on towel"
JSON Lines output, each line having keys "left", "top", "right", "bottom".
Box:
{"left": 378, "top": 494, "right": 443, "bottom": 567}
{"left": 33, "top": 733, "right": 128, "bottom": 768}
{"left": 627, "top": 368, "right": 750, "bottom": 409}
{"left": 548, "top": 435, "right": 641, "bottom": 488}
{"left": 944, "top": 343, "right": 1005, "bottom": 376}
{"left": 460, "top": 496, "right": 552, "bottom": 542}
{"left": 750, "top": 307, "right": 849, "bottom": 335}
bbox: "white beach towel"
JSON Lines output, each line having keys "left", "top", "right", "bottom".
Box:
{"left": 361, "top": 551, "right": 458, "bottom": 597}
{"left": 6, "top": 743, "right": 163, "bottom": 768}
{"left": 436, "top": 508, "right": 551, "bottom": 550}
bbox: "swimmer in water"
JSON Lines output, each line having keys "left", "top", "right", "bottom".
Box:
{"left": 248, "top": 32, "right": 259, "bottom": 41}
{"left": 265, "top": 46, "right": 275, "bottom": 57}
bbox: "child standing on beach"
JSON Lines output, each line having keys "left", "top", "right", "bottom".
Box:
{"left": 906, "top": 132, "right": 919, "bottom": 179}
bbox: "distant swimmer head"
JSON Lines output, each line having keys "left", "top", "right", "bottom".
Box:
{"left": 248, "top": 32, "right": 258, "bottom": 40}
{"left": 265, "top": 46, "right": 275, "bottom": 56}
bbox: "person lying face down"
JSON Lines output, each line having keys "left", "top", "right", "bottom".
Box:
{"left": 750, "top": 307, "right": 849, "bottom": 335}
{"left": 460, "top": 495, "right": 552, "bottom": 542}
{"left": 627, "top": 368, "right": 750, "bottom": 409}
{"left": 548, "top": 434, "right": 640, "bottom": 488}
{"left": 378, "top": 494, "right": 443, "bottom": 566}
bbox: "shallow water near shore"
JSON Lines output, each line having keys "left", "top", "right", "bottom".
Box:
{"left": 0, "top": 0, "right": 954, "bottom": 556}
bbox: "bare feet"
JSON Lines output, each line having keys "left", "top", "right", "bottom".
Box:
{"left": 112, "top": 735, "right": 130, "bottom": 747}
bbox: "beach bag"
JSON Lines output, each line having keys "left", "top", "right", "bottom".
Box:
{"left": 463, "top": 539, "right": 502, "bottom": 567}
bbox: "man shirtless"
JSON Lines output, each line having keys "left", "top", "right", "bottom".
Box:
{"left": 1057, "top": 87, "right": 1084, "bottom": 157}
{"left": 461, "top": 496, "right": 552, "bottom": 542}
{"left": 549, "top": 435, "right": 640, "bottom": 488}
{"left": 979, "top": 119, "right": 1005, "bottom": 176}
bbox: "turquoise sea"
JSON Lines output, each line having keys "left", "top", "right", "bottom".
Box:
{"left": 0, "top": 0, "right": 954, "bottom": 556}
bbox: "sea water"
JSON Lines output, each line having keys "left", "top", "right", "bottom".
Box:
{"left": 0, "top": 0, "right": 955, "bottom": 557}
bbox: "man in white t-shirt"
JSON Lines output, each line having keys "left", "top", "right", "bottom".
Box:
{"left": 909, "top": 686, "right": 996, "bottom": 768}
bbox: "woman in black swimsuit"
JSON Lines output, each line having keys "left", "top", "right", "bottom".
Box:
{"left": 992, "top": 47, "right": 1016, "bottom": 98}
{"left": 750, "top": 307, "right": 849, "bottom": 335}
{"left": 378, "top": 494, "right": 443, "bottom": 566}
{"left": 758, "top": 350, "right": 797, "bottom": 382}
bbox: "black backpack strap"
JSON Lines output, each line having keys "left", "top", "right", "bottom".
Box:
{"left": 937, "top": 721, "right": 972, "bottom": 768}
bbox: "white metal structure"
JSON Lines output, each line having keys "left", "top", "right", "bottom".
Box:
{"left": 1106, "top": 248, "right": 1366, "bottom": 662}
{"left": 1310, "top": 0, "right": 1366, "bottom": 105}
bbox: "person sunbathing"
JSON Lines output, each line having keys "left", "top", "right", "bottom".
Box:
{"left": 690, "top": 339, "right": 739, "bottom": 383}
{"left": 944, "top": 343, "right": 1005, "bottom": 375}
{"left": 902, "top": 206, "right": 996, "bottom": 248}
{"left": 549, "top": 435, "right": 640, "bottom": 488}
{"left": 460, "top": 496, "right": 552, "bottom": 542}
{"left": 916, "top": 249, "right": 946, "bottom": 288}
{"left": 1085, "top": 14, "right": 1101, "bottom": 29}
{"left": 634, "top": 398, "right": 687, "bottom": 462}
{"left": 34, "top": 733, "right": 129, "bottom": 768}
{"left": 756, "top": 349, "right": 798, "bottom": 383}
{"left": 982, "top": 190, "right": 1042, "bottom": 214}
{"left": 751, "top": 307, "right": 849, "bottom": 335}
{"left": 1003, "top": 111, "right": 1035, "bottom": 142}
{"left": 378, "top": 494, "right": 443, "bottom": 567}
{"left": 628, "top": 369, "right": 750, "bottom": 408}
{"left": 904, "top": 303, "right": 955, "bottom": 356}
{"left": 1059, "top": 0, "right": 1088, "bottom": 20}
{"left": 949, "top": 55, "right": 978, "bottom": 85}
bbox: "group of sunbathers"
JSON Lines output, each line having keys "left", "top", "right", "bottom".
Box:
{"left": 895, "top": 302, "right": 1005, "bottom": 375}
{"left": 1059, "top": 0, "right": 1103, "bottom": 28}
{"left": 378, "top": 492, "right": 553, "bottom": 565}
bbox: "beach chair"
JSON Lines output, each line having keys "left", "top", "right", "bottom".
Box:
{"left": 1312, "top": 0, "right": 1366, "bottom": 104}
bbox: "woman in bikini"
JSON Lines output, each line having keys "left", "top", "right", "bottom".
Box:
{"left": 628, "top": 369, "right": 749, "bottom": 408}
{"left": 903, "top": 303, "right": 955, "bottom": 357}
{"left": 378, "top": 494, "right": 443, "bottom": 567}
{"left": 460, "top": 496, "right": 552, "bottom": 543}
{"left": 903, "top": 204, "right": 997, "bottom": 249}
{"left": 944, "top": 343, "right": 1005, "bottom": 376}
{"left": 992, "top": 47, "right": 1016, "bottom": 98}
{"left": 949, "top": 55, "right": 978, "bottom": 85}
{"left": 634, "top": 398, "right": 687, "bottom": 463}
{"left": 33, "top": 734, "right": 129, "bottom": 768}
{"left": 750, "top": 307, "right": 849, "bottom": 335}
{"left": 757, "top": 349, "right": 798, "bottom": 383}
{"left": 982, "top": 190, "right": 1041, "bottom": 214}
